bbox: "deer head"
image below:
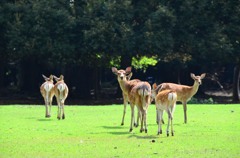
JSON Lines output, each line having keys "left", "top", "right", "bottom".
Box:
{"left": 190, "top": 73, "right": 206, "bottom": 85}
{"left": 112, "top": 67, "right": 132, "bottom": 82}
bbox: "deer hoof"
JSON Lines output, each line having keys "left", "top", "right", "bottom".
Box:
{"left": 129, "top": 128, "right": 133, "bottom": 132}
{"left": 145, "top": 129, "right": 148, "bottom": 133}
{"left": 121, "top": 123, "right": 124, "bottom": 126}
{"left": 134, "top": 123, "right": 138, "bottom": 127}
{"left": 57, "top": 116, "right": 61, "bottom": 120}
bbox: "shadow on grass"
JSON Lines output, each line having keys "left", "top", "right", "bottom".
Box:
{"left": 102, "top": 125, "right": 124, "bottom": 129}
{"left": 101, "top": 125, "right": 130, "bottom": 135}
{"left": 37, "top": 118, "right": 54, "bottom": 121}
{"left": 25, "top": 117, "right": 53, "bottom": 121}
{"left": 128, "top": 134, "right": 159, "bottom": 139}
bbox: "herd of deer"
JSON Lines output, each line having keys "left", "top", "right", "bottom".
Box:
{"left": 112, "top": 67, "right": 206, "bottom": 136}
{"left": 40, "top": 66, "right": 206, "bottom": 136}
{"left": 40, "top": 75, "right": 69, "bottom": 120}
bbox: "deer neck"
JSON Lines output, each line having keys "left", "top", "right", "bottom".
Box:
{"left": 118, "top": 79, "right": 130, "bottom": 94}
{"left": 191, "top": 81, "right": 200, "bottom": 96}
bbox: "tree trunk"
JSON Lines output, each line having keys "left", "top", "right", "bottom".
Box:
{"left": 233, "top": 65, "right": 240, "bottom": 102}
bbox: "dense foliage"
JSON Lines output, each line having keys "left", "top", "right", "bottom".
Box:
{"left": 0, "top": 0, "right": 239, "bottom": 101}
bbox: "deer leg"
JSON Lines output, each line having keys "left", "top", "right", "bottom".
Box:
{"left": 156, "top": 108, "right": 165, "bottom": 124}
{"left": 57, "top": 98, "right": 61, "bottom": 120}
{"left": 135, "top": 109, "right": 140, "bottom": 127}
{"left": 48, "top": 96, "right": 53, "bottom": 118}
{"left": 167, "top": 108, "right": 173, "bottom": 137}
{"left": 121, "top": 96, "right": 127, "bottom": 126}
{"left": 171, "top": 104, "right": 176, "bottom": 136}
{"left": 157, "top": 109, "right": 163, "bottom": 135}
{"left": 45, "top": 99, "right": 50, "bottom": 118}
{"left": 144, "top": 110, "right": 148, "bottom": 133}
{"left": 62, "top": 102, "right": 65, "bottom": 120}
{"left": 171, "top": 117, "right": 174, "bottom": 136}
{"left": 183, "top": 102, "right": 187, "bottom": 124}
{"left": 140, "top": 112, "right": 144, "bottom": 133}
{"left": 45, "top": 105, "right": 49, "bottom": 118}
{"left": 129, "top": 105, "right": 135, "bottom": 132}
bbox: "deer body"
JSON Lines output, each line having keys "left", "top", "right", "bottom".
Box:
{"left": 158, "top": 73, "right": 206, "bottom": 123}
{"left": 112, "top": 67, "right": 141, "bottom": 126}
{"left": 152, "top": 83, "right": 177, "bottom": 136}
{"left": 53, "top": 75, "right": 69, "bottom": 120}
{"left": 129, "top": 81, "right": 151, "bottom": 133}
{"left": 40, "top": 75, "right": 55, "bottom": 118}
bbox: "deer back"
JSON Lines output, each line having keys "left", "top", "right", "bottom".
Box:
{"left": 155, "top": 89, "right": 177, "bottom": 110}
{"left": 159, "top": 83, "right": 192, "bottom": 102}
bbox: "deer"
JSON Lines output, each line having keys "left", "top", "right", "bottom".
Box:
{"left": 152, "top": 83, "right": 177, "bottom": 136}
{"left": 112, "top": 67, "right": 141, "bottom": 126}
{"left": 53, "top": 75, "right": 69, "bottom": 120}
{"left": 157, "top": 73, "right": 206, "bottom": 124}
{"left": 129, "top": 81, "right": 152, "bottom": 133}
{"left": 40, "top": 74, "right": 55, "bottom": 118}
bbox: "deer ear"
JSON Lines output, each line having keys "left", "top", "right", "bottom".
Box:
{"left": 42, "top": 74, "right": 48, "bottom": 80}
{"left": 200, "top": 73, "right": 206, "bottom": 79}
{"left": 60, "top": 75, "right": 64, "bottom": 80}
{"left": 53, "top": 75, "right": 58, "bottom": 81}
{"left": 126, "top": 72, "right": 132, "bottom": 80}
{"left": 111, "top": 67, "right": 118, "bottom": 75}
{"left": 49, "top": 75, "right": 53, "bottom": 80}
{"left": 125, "top": 67, "right": 132, "bottom": 74}
{"left": 152, "top": 83, "right": 157, "bottom": 89}
{"left": 190, "top": 73, "right": 196, "bottom": 79}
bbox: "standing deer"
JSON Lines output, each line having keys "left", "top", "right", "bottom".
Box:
{"left": 40, "top": 74, "right": 55, "bottom": 118}
{"left": 158, "top": 73, "right": 206, "bottom": 123}
{"left": 112, "top": 67, "right": 141, "bottom": 126}
{"left": 129, "top": 81, "right": 151, "bottom": 133}
{"left": 53, "top": 75, "right": 69, "bottom": 120}
{"left": 152, "top": 83, "right": 177, "bottom": 136}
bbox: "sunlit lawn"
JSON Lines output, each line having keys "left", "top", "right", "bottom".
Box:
{"left": 0, "top": 104, "right": 240, "bottom": 158}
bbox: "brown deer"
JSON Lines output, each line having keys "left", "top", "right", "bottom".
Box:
{"left": 129, "top": 81, "right": 152, "bottom": 133}
{"left": 53, "top": 75, "right": 69, "bottom": 120}
{"left": 112, "top": 67, "right": 141, "bottom": 126}
{"left": 152, "top": 83, "right": 177, "bottom": 136}
{"left": 40, "top": 75, "right": 55, "bottom": 118}
{"left": 157, "top": 73, "right": 206, "bottom": 123}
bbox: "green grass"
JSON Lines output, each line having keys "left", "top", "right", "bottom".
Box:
{"left": 0, "top": 104, "right": 240, "bottom": 158}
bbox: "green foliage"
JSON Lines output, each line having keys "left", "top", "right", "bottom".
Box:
{"left": 0, "top": 105, "right": 240, "bottom": 157}
{"left": 188, "top": 97, "right": 216, "bottom": 104}
{"left": 132, "top": 55, "right": 158, "bottom": 72}
{"left": 1, "top": 0, "right": 239, "bottom": 65}
{"left": 1, "top": 0, "right": 240, "bottom": 94}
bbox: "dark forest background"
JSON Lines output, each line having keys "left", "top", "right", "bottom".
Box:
{"left": 0, "top": 0, "right": 239, "bottom": 104}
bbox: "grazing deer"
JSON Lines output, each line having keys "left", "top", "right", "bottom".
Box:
{"left": 112, "top": 67, "right": 141, "bottom": 126}
{"left": 158, "top": 73, "right": 206, "bottom": 123}
{"left": 53, "top": 75, "right": 69, "bottom": 120}
{"left": 129, "top": 81, "right": 151, "bottom": 133}
{"left": 152, "top": 83, "right": 177, "bottom": 136}
{"left": 40, "top": 75, "right": 55, "bottom": 118}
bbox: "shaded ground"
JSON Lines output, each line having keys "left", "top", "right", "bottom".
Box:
{"left": 0, "top": 91, "right": 236, "bottom": 105}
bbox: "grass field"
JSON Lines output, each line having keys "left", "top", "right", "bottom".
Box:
{"left": 0, "top": 104, "right": 240, "bottom": 158}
